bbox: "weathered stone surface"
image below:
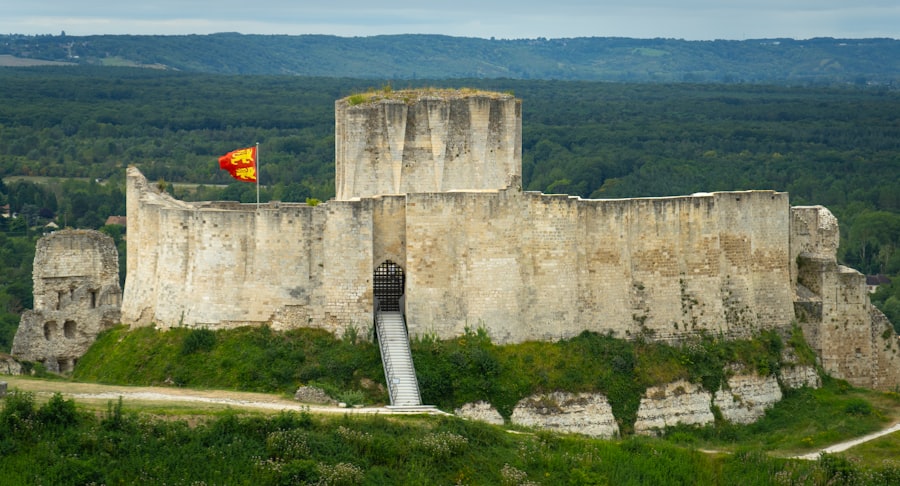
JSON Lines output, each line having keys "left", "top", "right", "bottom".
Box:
{"left": 335, "top": 90, "right": 522, "bottom": 201}
{"left": 0, "top": 354, "right": 22, "bottom": 375}
{"left": 293, "top": 386, "right": 336, "bottom": 405}
{"left": 713, "top": 374, "right": 782, "bottom": 424}
{"left": 510, "top": 392, "right": 619, "bottom": 438}
{"left": 455, "top": 401, "right": 504, "bottom": 425}
{"left": 11, "top": 230, "right": 121, "bottom": 373}
{"left": 791, "top": 206, "right": 900, "bottom": 391}
{"left": 634, "top": 380, "right": 714, "bottom": 435}
{"left": 780, "top": 365, "right": 821, "bottom": 389}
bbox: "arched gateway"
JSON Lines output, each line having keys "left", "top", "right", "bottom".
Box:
{"left": 373, "top": 261, "right": 404, "bottom": 312}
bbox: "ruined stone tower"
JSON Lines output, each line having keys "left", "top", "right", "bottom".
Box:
{"left": 11, "top": 229, "right": 121, "bottom": 373}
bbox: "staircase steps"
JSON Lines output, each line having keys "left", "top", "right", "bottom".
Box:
{"left": 375, "top": 311, "right": 422, "bottom": 407}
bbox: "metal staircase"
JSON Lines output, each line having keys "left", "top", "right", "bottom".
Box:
{"left": 374, "top": 307, "right": 423, "bottom": 408}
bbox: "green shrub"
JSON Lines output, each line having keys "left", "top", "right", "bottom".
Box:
{"left": 181, "top": 327, "right": 216, "bottom": 354}
{"left": 266, "top": 428, "right": 310, "bottom": 460}
{"left": 1, "top": 389, "right": 37, "bottom": 437}
{"left": 347, "top": 94, "right": 367, "bottom": 106}
{"left": 336, "top": 390, "right": 365, "bottom": 407}
{"left": 844, "top": 398, "right": 874, "bottom": 416}
{"left": 36, "top": 392, "right": 79, "bottom": 429}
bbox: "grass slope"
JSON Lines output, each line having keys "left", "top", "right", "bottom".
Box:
{"left": 74, "top": 325, "right": 386, "bottom": 405}
{"left": 7, "top": 324, "right": 900, "bottom": 484}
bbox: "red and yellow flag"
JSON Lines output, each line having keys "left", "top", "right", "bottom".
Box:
{"left": 218, "top": 146, "right": 257, "bottom": 182}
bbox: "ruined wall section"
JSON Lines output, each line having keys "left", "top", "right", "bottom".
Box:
{"left": 11, "top": 230, "right": 121, "bottom": 373}
{"left": 122, "top": 168, "right": 371, "bottom": 336}
{"left": 335, "top": 91, "right": 521, "bottom": 200}
{"left": 405, "top": 188, "right": 794, "bottom": 344}
{"left": 791, "top": 206, "right": 900, "bottom": 390}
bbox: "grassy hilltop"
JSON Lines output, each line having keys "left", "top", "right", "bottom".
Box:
{"left": 3, "top": 323, "right": 900, "bottom": 484}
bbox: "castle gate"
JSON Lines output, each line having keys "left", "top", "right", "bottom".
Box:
{"left": 374, "top": 261, "right": 405, "bottom": 312}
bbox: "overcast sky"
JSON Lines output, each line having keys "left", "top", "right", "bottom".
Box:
{"left": 3, "top": 1, "right": 898, "bottom": 40}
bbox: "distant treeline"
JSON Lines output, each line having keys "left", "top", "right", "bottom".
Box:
{"left": 2, "top": 33, "right": 899, "bottom": 85}
{"left": 0, "top": 67, "right": 898, "bottom": 335}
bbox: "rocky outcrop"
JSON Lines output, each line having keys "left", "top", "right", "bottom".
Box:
{"left": 510, "top": 392, "right": 619, "bottom": 438}
{"left": 11, "top": 230, "right": 121, "bottom": 373}
{"left": 634, "top": 380, "right": 714, "bottom": 435}
{"left": 455, "top": 401, "right": 504, "bottom": 425}
{"left": 293, "top": 386, "right": 336, "bottom": 405}
{"left": 713, "top": 374, "right": 782, "bottom": 424}
{"left": 460, "top": 367, "right": 824, "bottom": 435}
{"left": 0, "top": 354, "right": 22, "bottom": 375}
{"left": 780, "top": 365, "right": 821, "bottom": 389}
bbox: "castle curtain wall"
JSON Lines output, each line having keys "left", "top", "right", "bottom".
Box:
{"left": 320, "top": 199, "right": 374, "bottom": 332}
{"left": 122, "top": 168, "right": 372, "bottom": 335}
{"left": 404, "top": 188, "right": 795, "bottom": 344}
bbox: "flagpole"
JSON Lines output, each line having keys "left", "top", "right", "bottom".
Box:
{"left": 255, "top": 142, "right": 260, "bottom": 209}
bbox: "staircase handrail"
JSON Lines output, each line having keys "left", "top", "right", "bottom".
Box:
{"left": 374, "top": 301, "right": 401, "bottom": 405}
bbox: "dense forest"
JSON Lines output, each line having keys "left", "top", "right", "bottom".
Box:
{"left": 2, "top": 33, "right": 899, "bottom": 85}
{"left": 0, "top": 67, "right": 898, "bottom": 350}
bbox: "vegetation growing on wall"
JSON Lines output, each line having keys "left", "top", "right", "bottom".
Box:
{"left": 344, "top": 85, "right": 508, "bottom": 106}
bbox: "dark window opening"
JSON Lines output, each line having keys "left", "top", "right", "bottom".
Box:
{"left": 64, "top": 320, "right": 76, "bottom": 339}
{"left": 374, "top": 261, "right": 405, "bottom": 312}
{"left": 44, "top": 321, "right": 57, "bottom": 340}
{"left": 89, "top": 290, "right": 97, "bottom": 308}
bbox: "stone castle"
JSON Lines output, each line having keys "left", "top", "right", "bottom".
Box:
{"left": 118, "top": 88, "right": 900, "bottom": 391}
{"left": 13, "top": 89, "right": 899, "bottom": 393}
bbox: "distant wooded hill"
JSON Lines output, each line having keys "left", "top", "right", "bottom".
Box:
{"left": 2, "top": 33, "right": 898, "bottom": 85}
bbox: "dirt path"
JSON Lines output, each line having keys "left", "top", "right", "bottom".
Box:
{"left": 3, "top": 376, "right": 898, "bottom": 457}
{"left": 792, "top": 422, "right": 900, "bottom": 460}
{"left": 0, "top": 376, "right": 441, "bottom": 416}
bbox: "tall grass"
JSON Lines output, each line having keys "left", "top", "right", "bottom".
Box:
{"left": 2, "top": 390, "right": 898, "bottom": 485}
